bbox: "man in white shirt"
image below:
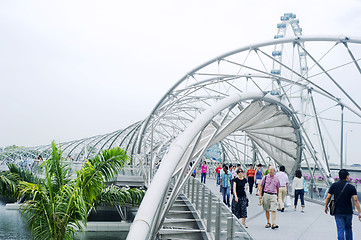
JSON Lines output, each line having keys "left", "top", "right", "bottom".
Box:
{"left": 276, "top": 166, "right": 289, "bottom": 212}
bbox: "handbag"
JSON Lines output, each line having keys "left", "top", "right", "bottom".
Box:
{"left": 261, "top": 176, "right": 267, "bottom": 196}
{"left": 329, "top": 182, "right": 348, "bottom": 216}
{"left": 284, "top": 195, "right": 291, "bottom": 207}
{"left": 303, "top": 178, "right": 308, "bottom": 193}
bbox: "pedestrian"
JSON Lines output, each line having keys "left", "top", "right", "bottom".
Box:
{"left": 246, "top": 164, "right": 256, "bottom": 195}
{"left": 219, "top": 164, "right": 226, "bottom": 193}
{"left": 292, "top": 169, "right": 305, "bottom": 212}
{"left": 220, "top": 165, "right": 233, "bottom": 207}
{"left": 215, "top": 163, "right": 222, "bottom": 186}
{"left": 276, "top": 166, "right": 289, "bottom": 212}
{"left": 190, "top": 162, "right": 196, "bottom": 178}
{"left": 325, "top": 169, "right": 361, "bottom": 240}
{"left": 259, "top": 166, "right": 280, "bottom": 229}
{"left": 255, "top": 164, "right": 263, "bottom": 196}
{"left": 201, "top": 161, "right": 207, "bottom": 183}
{"left": 236, "top": 164, "right": 241, "bottom": 172}
{"left": 229, "top": 164, "right": 236, "bottom": 178}
{"left": 232, "top": 168, "right": 248, "bottom": 228}
{"left": 264, "top": 164, "right": 271, "bottom": 176}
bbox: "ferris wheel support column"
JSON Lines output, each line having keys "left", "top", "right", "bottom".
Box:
{"left": 340, "top": 105, "right": 344, "bottom": 169}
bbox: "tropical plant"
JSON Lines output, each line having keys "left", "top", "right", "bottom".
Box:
{"left": 7, "top": 162, "right": 40, "bottom": 185}
{"left": 97, "top": 184, "right": 145, "bottom": 207}
{"left": 0, "top": 162, "right": 39, "bottom": 201}
{"left": 0, "top": 171, "right": 21, "bottom": 201}
{"left": 19, "top": 141, "right": 145, "bottom": 240}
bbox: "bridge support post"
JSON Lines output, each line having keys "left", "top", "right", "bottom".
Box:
{"left": 191, "top": 178, "right": 195, "bottom": 203}
{"left": 201, "top": 184, "right": 205, "bottom": 219}
{"left": 196, "top": 181, "right": 200, "bottom": 209}
{"left": 206, "top": 190, "right": 212, "bottom": 232}
{"left": 215, "top": 200, "right": 221, "bottom": 240}
{"left": 187, "top": 177, "right": 190, "bottom": 197}
{"left": 227, "top": 216, "right": 234, "bottom": 240}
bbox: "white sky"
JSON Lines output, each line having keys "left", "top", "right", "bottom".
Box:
{"left": 1, "top": 0, "right": 361, "bottom": 148}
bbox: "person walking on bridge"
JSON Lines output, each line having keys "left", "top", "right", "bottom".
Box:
{"left": 259, "top": 166, "right": 280, "bottom": 229}
{"left": 325, "top": 169, "right": 361, "bottom": 240}
{"left": 276, "top": 166, "right": 289, "bottom": 212}
{"left": 200, "top": 161, "right": 207, "bottom": 183}
{"left": 215, "top": 163, "right": 222, "bottom": 186}
{"left": 232, "top": 168, "right": 248, "bottom": 228}
{"left": 220, "top": 165, "right": 233, "bottom": 207}
{"left": 255, "top": 164, "right": 263, "bottom": 196}
{"left": 246, "top": 164, "right": 256, "bottom": 195}
{"left": 292, "top": 169, "right": 305, "bottom": 212}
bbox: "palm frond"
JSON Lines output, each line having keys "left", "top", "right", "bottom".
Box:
{"left": 7, "top": 162, "right": 40, "bottom": 184}
{"left": 89, "top": 147, "right": 129, "bottom": 181}
{"left": 97, "top": 185, "right": 145, "bottom": 207}
{"left": 44, "top": 141, "right": 71, "bottom": 193}
{"left": 0, "top": 172, "right": 20, "bottom": 199}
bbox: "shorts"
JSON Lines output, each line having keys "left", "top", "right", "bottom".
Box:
{"left": 263, "top": 193, "right": 277, "bottom": 212}
{"left": 256, "top": 179, "right": 262, "bottom": 185}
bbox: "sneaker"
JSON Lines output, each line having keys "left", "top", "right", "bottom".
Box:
{"left": 301, "top": 210, "right": 304, "bottom": 213}
{"left": 281, "top": 208, "right": 284, "bottom": 212}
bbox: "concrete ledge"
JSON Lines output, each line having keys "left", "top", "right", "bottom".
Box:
{"left": 6, "top": 203, "right": 21, "bottom": 210}
{"left": 84, "top": 221, "right": 131, "bottom": 232}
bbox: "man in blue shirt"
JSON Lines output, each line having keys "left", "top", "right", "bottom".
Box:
{"left": 220, "top": 165, "right": 233, "bottom": 207}
{"left": 325, "top": 169, "right": 361, "bottom": 240}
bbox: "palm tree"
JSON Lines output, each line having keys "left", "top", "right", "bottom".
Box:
{"left": 19, "top": 141, "right": 145, "bottom": 240}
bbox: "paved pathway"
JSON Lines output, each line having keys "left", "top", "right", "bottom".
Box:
{"left": 202, "top": 177, "right": 361, "bottom": 240}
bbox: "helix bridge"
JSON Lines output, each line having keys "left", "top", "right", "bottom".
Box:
{"left": 1, "top": 13, "right": 361, "bottom": 239}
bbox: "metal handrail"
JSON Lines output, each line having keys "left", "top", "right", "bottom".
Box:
{"left": 183, "top": 177, "right": 253, "bottom": 240}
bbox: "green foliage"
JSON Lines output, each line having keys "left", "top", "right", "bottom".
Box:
{"left": 4, "top": 145, "right": 25, "bottom": 150}
{"left": 0, "top": 162, "right": 39, "bottom": 201}
{"left": 97, "top": 185, "right": 145, "bottom": 207}
{"left": 0, "top": 172, "right": 20, "bottom": 201}
{"left": 76, "top": 147, "right": 129, "bottom": 206}
{"left": 18, "top": 141, "right": 142, "bottom": 240}
{"left": 7, "top": 162, "right": 40, "bottom": 184}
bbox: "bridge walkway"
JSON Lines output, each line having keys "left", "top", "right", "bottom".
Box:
{"left": 202, "top": 177, "right": 361, "bottom": 240}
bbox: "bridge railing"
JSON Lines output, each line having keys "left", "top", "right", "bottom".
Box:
{"left": 183, "top": 177, "right": 252, "bottom": 240}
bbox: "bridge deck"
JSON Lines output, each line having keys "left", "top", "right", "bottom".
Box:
{"left": 202, "top": 177, "right": 361, "bottom": 240}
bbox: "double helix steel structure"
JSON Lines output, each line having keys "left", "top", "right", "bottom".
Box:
{"left": 1, "top": 13, "right": 361, "bottom": 239}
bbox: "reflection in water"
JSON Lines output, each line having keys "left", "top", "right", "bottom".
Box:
{"left": 0, "top": 202, "right": 129, "bottom": 240}
{"left": 0, "top": 202, "right": 31, "bottom": 240}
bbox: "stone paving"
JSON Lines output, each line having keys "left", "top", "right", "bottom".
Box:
{"left": 202, "top": 177, "right": 361, "bottom": 240}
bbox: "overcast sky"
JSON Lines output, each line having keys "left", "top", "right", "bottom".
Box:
{"left": 1, "top": 0, "right": 361, "bottom": 148}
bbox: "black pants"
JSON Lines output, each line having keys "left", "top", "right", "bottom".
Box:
{"left": 248, "top": 177, "right": 254, "bottom": 194}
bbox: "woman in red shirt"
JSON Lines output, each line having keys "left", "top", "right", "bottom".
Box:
{"left": 215, "top": 163, "right": 222, "bottom": 186}
{"left": 246, "top": 164, "right": 256, "bottom": 194}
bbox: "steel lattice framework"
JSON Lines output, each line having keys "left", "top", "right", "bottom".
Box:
{"left": 2, "top": 13, "right": 361, "bottom": 239}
